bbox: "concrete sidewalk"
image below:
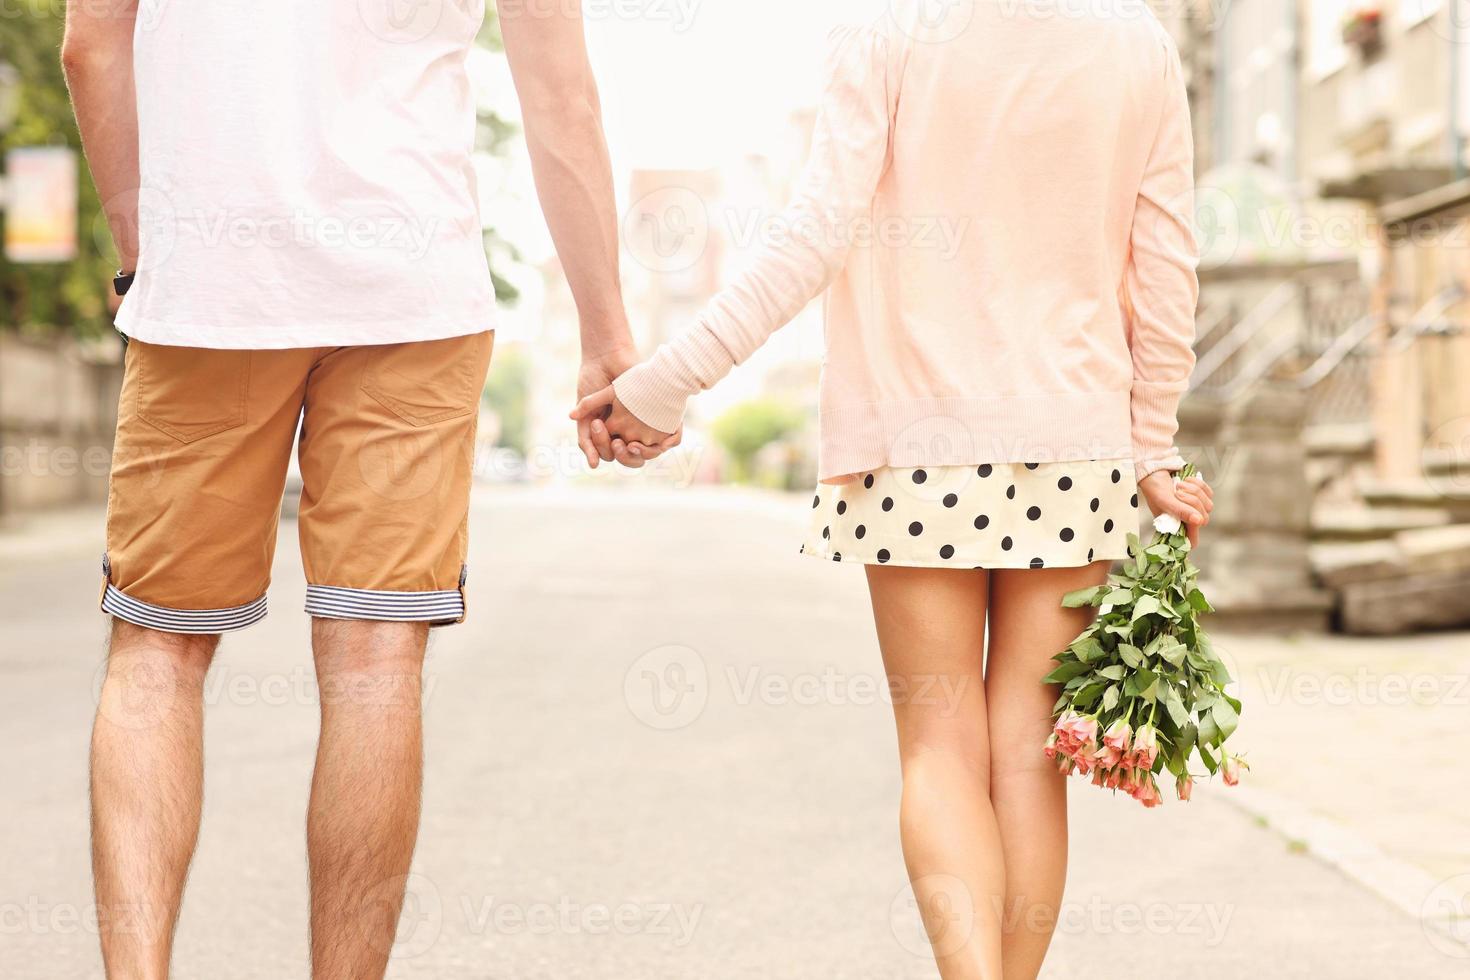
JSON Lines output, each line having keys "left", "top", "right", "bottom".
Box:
{"left": 1, "top": 487, "right": 1464, "bottom": 977}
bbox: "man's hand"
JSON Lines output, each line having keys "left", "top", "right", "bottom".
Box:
{"left": 1138, "top": 471, "right": 1214, "bottom": 548}
{"left": 575, "top": 347, "right": 681, "bottom": 469}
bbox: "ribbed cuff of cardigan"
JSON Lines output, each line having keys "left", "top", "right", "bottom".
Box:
{"left": 613, "top": 363, "right": 691, "bottom": 434}
{"left": 1131, "top": 382, "right": 1187, "bottom": 482}
{"left": 614, "top": 324, "right": 739, "bottom": 434}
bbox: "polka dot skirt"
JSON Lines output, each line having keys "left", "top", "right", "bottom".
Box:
{"left": 800, "top": 461, "right": 1139, "bottom": 570}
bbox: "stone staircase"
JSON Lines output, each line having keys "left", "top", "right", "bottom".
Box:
{"left": 1306, "top": 424, "right": 1470, "bottom": 633}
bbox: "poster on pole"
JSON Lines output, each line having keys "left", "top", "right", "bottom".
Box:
{"left": 4, "top": 147, "right": 79, "bottom": 263}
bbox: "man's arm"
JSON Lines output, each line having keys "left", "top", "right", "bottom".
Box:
{"left": 61, "top": 0, "right": 141, "bottom": 274}
{"left": 500, "top": 1, "right": 656, "bottom": 467}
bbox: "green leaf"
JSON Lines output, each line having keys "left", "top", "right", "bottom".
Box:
{"left": 1210, "top": 700, "right": 1240, "bottom": 741}
{"left": 1096, "top": 664, "right": 1126, "bottom": 681}
{"left": 1146, "top": 544, "right": 1175, "bottom": 560}
{"left": 1153, "top": 637, "right": 1187, "bottom": 668}
{"left": 1196, "top": 711, "right": 1221, "bottom": 747}
{"left": 1131, "top": 596, "right": 1163, "bottom": 622}
{"left": 1070, "top": 637, "right": 1107, "bottom": 663}
{"left": 1163, "top": 690, "right": 1190, "bottom": 728}
{"left": 1073, "top": 681, "right": 1107, "bottom": 710}
{"left": 1101, "top": 684, "right": 1120, "bottom": 711}
{"left": 1123, "top": 669, "right": 1158, "bottom": 699}
{"left": 1062, "top": 585, "right": 1108, "bottom": 608}
{"left": 1117, "top": 643, "right": 1144, "bottom": 668}
{"left": 1187, "top": 589, "right": 1214, "bottom": 613}
{"left": 1042, "top": 660, "right": 1092, "bottom": 685}
{"left": 1103, "top": 588, "right": 1134, "bottom": 606}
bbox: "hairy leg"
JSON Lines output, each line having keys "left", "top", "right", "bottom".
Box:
{"left": 985, "top": 562, "right": 1110, "bottom": 980}
{"left": 91, "top": 621, "right": 220, "bottom": 979}
{"left": 865, "top": 565, "right": 1003, "bottom": 980}
{"left": 307, "top": 619, "right": 430, "bottom": 980}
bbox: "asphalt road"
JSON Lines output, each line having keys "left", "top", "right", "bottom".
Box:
{"left": 1, "top": 486, "right": 1461, "bottom": 978}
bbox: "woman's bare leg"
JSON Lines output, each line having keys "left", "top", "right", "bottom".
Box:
{"left": 984, "top": 562, "right": 1110, "bottom": 980}
{"left": 865, "top": 565, "right": 1003, "bottom": 980}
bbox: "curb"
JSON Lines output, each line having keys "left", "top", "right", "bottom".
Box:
{"left": 1209, "top": 781, "right": 1470, "bottom": 958}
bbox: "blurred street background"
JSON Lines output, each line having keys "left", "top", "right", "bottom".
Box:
{"left": 4, "top": 0, "right": 1470, "bottom": 976}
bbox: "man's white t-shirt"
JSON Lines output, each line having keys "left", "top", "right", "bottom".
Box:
{"left": 117, "top": 0, "right": 498, "bottom": 349}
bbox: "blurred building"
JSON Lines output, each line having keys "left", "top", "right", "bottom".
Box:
{"left": 1163, "top": 0, "right": 1470, "bottom": 632}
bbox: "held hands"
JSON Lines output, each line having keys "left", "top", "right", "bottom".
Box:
{"left": 572, "top": 347, "right": 679, "bottom": 469}
{"left": 1138, "top": 470, "right": 1214, "bottom": 548}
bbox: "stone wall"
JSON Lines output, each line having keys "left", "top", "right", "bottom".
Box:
{"left": 0, "top": 332, "right": 124, "bottom": 516}
{"left": 1175, "top": 383, "right": 1333, "bottom": 631}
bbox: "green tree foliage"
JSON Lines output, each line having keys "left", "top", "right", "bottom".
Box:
{"left": 710, "top": 399, "right": 805, "bottom": 484}
{"left": 0, "top": 1, "right": 114, "bottom": 336}
{"left": 481, "top": 343, "right": 531, "bottom": 453}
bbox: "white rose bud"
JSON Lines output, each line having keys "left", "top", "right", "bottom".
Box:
{"left": 1154, "top": 513, "right": 1183, "bottom": 535}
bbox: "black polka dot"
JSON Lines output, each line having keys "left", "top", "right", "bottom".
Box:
{"left": 1087, "top": 548, "right": 1095, "bottom": 562}
{"left": 864, "top": 474, "right": 875, "bottom": 489}
{"left": 974, "top": 515, "right": 990, "bottom": 530}
{"left": 978, "top": 464, "right": 993, "bottom": 478}
{"left": 1060, "top": 527, "right": 1075, "bottom": 542}
{"left": 822, "top": 526, "right": 831, "bottom": 539}
{"left": 832, "top": 553, "right": 842, "bottom": 562}
{"left": 912, "top": 469, "right": 928, "bottom": 485}
{"left": 836, "top": 500, "right": 848, "bottom": 516}
{"left": 855, "top": 525, "right": 867, "bottom": 540}
{"left": 1104, "top": 519, "right": 1115, "bottom": 533}
{"left": 1027, "top": 506, "right": 1042, "bottom": 521}
{"left": 1001, "top": 536, "right": 1014, "bottom": 551}
{"left": 1111, "top": 469, "right": 1122, "bottom": 484}
{"left": 813, "top": 495, "right": 821, "bottom": 509}
{"left": 882, "top": 497, "right": 894, "bottom": 512}
{"left": 1131, "top": 493, "right": 1139, "bottom": 508}
{"left": 943, "top": 493, "right": 959, "bottom": 508}
{"left": 877, "top": 549, "right": 891, "bottom": 564}
{"left": 1030, "top": 557, "right": 1046, "bottom": 569}
{"left": 1006, "top": 485, "right": 1017, "bottom": 500}
{"left": 1025, "top": 463, "right": 1040, "bottom": 470}
{"left": 1058, "top": 476, "right": 1073, "bottom": 491}
{"left": 799, "top": 545, "right": 805, "bottom": 554}
{"left": 908, "top": 521, "right": 924, "bottom": 537}
{"left": 939, "top": 545, "right": 955, "bottom": 560}
{"left": 1090, "top": 498, "right": 1101, "bottom": 513}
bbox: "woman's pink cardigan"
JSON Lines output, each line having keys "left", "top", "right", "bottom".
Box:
{"left": 614, "top": 4, "right": 1200, "bottom": 484}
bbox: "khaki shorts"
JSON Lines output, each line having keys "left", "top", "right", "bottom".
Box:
{"left": 102, "top": 332, "right": 494, "bottom": 633}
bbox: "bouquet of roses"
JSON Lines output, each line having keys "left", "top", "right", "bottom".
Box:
{"left": 1043, "top": 465, "right": 1246, "bottom": 807}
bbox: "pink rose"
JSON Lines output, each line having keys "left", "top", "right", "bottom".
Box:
{"left": 1099, "top": 720, "right": 1131, "bottom": 769}
{"left": 1130, "top": 725, "right": 1160, "bottom": 771}
{"left": 1222, "top": 756, "right": 1249, "bottom": 787}
{"left": 1043, "top": 733, "right": 1060, "bottom": 761}
{"left": 1176, "top": 776, "right": 1194, "bottom": 801}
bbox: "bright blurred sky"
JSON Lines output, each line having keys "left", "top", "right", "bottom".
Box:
{"left": 583, "top": 0, "right": 888, "bottom": 169}
{"left": 475, "top": 0, "right": 890, "bottom": 321}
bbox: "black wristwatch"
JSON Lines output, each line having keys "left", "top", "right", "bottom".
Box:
{"left": 113, "top": 270, "right": 136, "bottom": 297}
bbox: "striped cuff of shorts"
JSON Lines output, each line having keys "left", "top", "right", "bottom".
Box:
{"left": 101, "top": 584, "right": 269, "bottom": 634}
{"left": 305, "top": 585, "right": 465, "bottom": 625}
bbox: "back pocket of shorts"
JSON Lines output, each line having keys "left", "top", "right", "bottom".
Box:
{"left": 362, "top": 333, "right": 493, "bottom": 427}
{"left": 135, "top": 342, "right": 252, "bottom": 443}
